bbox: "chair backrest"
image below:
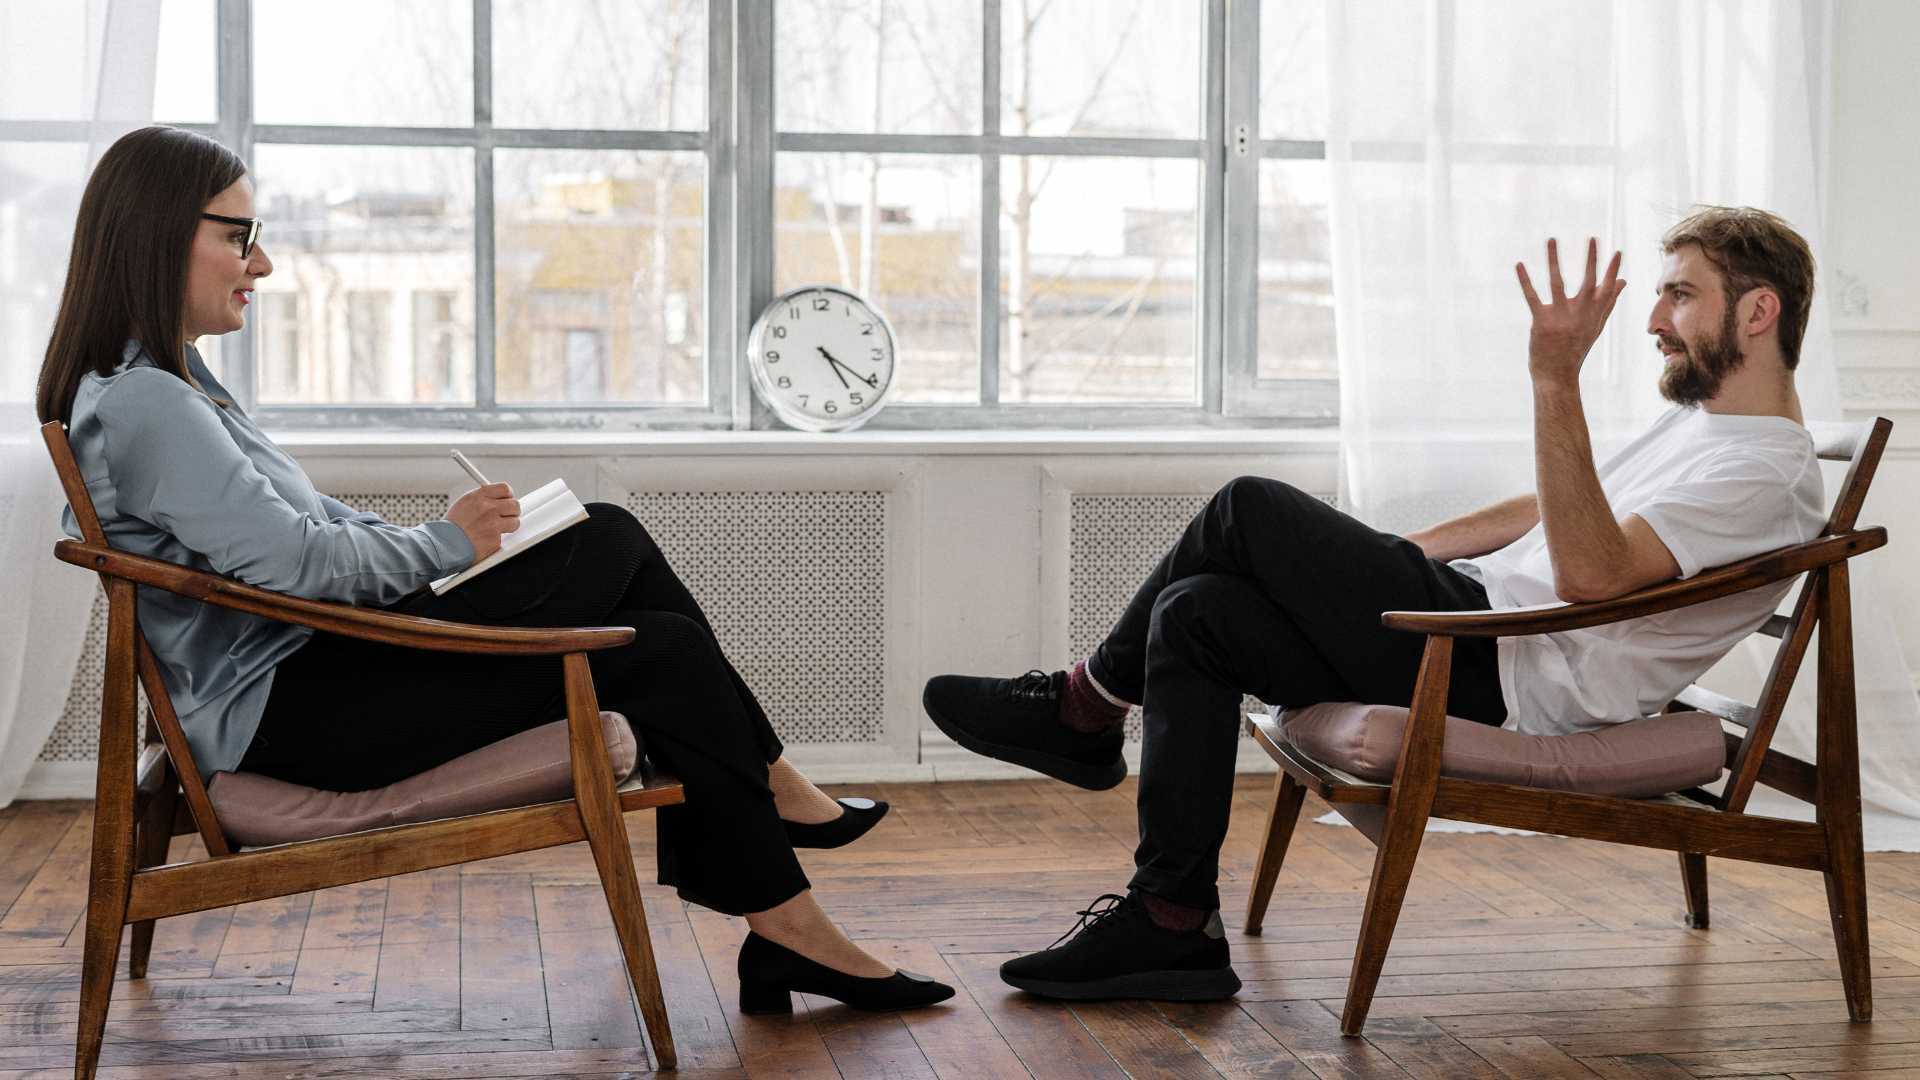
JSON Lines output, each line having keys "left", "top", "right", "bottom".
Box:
{"left": 40, "top": 421, "right": 233, "bottom": 856}
{"left": 1695, "top": 416, "right": 1892, "bottom": 813}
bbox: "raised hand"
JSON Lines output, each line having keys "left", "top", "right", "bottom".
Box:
{"left": 1515, "top": 237, "right": 1626, "bottom": 387}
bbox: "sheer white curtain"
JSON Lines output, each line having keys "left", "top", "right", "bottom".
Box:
{"left": 1325, "top": 0, "right": 1920, "bottom": 846}
{"left": 0, "top": 1, "right": 161, "bottom": 806}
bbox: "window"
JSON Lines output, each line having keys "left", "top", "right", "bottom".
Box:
{"left": 5, "top": 0, "right": 1337, "bottom": 429}
{"left": 344, "top": 291, "right": 394, "bottom": 401}
{"left": 258, "top": 293, "right": 303, "bottom": 401}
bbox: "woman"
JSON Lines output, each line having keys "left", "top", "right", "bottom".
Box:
{"left": 34, "top": 125, "right": 952, "bottom": 1015}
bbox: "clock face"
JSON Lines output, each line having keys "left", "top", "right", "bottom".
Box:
{"left": 748, "top": 286, "right": 897, "bottom": 432}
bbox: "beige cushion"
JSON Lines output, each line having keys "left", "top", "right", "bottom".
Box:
{"left": 208, "top": 711, "right": 639, "bottom": 848}
{"left": 1275, "top": 703, "right": 1726, "bottom": 798}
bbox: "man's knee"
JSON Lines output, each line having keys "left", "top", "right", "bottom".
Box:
{"left": 1211, "top": 475, "right": 1314, "bottom": 522}
{"left": 1148, "top": 574, "right": 1241, "bottom": 643}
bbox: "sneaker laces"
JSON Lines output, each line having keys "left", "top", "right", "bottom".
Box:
{"left": 1048, "top": 892, "right": 1131, "bottom": 950}
{"left": 1011, "top": 669, "right": 1056, "bottom": 701}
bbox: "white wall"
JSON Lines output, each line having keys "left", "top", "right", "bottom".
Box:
{"left": 1827, "top": 0, "right": 1920, "bottom": 677}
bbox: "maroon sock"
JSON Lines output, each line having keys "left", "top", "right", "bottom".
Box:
{"left": 1140, "top": 892, "right": 1209, "bottom": 932}
{"left": 1061, "top": 660, "right": 1130, "bottom": 733}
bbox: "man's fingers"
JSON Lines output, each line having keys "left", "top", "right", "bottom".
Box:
{"left": 1515, "top": 262, "right": 1542, "bottom": 310}
{"left": 1601, "top": 277, "right": 1628, "bottom": 319}
{"left": 1582, "top": 238, "right": 1598, "bottom": 294}
{"left": 1603, "top": 249, "right": 1623, "bottom": 291}
{"left": 1547, "top": 238, "right": 1565, "bottom": 300}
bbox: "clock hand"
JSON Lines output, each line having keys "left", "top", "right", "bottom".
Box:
{"left": 823, "top": 352, "right": 880, "bottom": 389}
{"left": 816, "top": 346, "right": 851, "bottom": 390}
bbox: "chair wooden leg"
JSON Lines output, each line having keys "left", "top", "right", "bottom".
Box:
{"left": 1816, "top": 566, "right": 1871, "bottom": 1022}
{"left": 563, "top": 654, "right": 678, "bottom": 1070}
{"left": 1679, "top": 852, "right": 1709, "bottom": 929}
{"left": 78, "top": 582, "right": 141, "bottom": 1080}
{"left": 1341, "top": 791, "right": 1433, "bottom": 1035}
{"left": 1245, "top": 772, "right": 1306, "bottom": 935}
{"left": 126, "top": 779, "right": 178, "bottom": 980}
{"left": 1341, "top": 637, "right": 1451, "bottom": 1037}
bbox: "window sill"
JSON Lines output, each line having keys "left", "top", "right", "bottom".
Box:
{"left": 270, "top": 427, "right": 1343, "bottom": 458}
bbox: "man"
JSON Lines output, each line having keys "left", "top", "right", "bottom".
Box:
{"left": 923, "top": 207, "right": 1827, "bottom": 1002}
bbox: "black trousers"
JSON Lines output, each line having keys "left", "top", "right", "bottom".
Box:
{"left": 1085, "top": 476, "right": 1507, "bottom": 910}
{"left": 241, "top": 503, "right": 809, "bottom": 916}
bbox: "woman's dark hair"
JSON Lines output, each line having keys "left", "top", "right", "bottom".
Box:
{"left": 35, "top": 126, "right": 248, "bottom": 424}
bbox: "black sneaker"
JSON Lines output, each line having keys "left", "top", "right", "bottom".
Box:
{"left": 922, "top": 670, "right": 1126, "bottom": 791}
{"left": 1000, "top": 892, "right": 1241, "bottom": 1001}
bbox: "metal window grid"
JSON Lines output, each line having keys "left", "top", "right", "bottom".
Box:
{"left": 1, "top": 0, "right": 1388, "bottom": 430}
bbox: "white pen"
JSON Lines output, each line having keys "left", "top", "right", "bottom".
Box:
{"left": 449, "top": 449, "right": 490, "bottom": 487}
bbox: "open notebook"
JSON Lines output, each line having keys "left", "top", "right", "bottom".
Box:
{"left": 429, "top": 478, "right": 590, "bottom": 596}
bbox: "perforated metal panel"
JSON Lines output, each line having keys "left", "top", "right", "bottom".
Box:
{"left": 43, "top": 493, "right": 450, "bottom": 764}
{"left": 41, "top": 588, "right": 125, "bottom": 762}
{"left": 623, "top": 490, "right": 889, "bottom": 746}
{"left": 330, "top": 493, "right": 450, "bottom": 527}
{"left": 1066, "top": 492, "right": 1335, "bottom": 743}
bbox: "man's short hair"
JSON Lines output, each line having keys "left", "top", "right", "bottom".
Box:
{"left": 1661, "top": 206, "right": 1817, "bottom": 370}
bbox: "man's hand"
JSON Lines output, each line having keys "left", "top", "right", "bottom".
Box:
{"left": 447, "top": 482, "right": 519, "bottom": 562}
{"left": 1516, "top": 237, "right": 1627, "bottom": 387}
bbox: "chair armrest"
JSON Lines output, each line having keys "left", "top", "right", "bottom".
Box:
{"left": 54, "top": 540, "right": 634, "bottom": 656}
{"left": 1382, "top": 528, "right": 1886, "bottom": 638}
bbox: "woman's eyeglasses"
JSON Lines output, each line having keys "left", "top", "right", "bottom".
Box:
{"left": 201, "top": 212, "right": 262, "bottom": 259}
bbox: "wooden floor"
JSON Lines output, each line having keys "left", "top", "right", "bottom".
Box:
{"left": 4, "top": 776, "right": 1920, "bottom": 1078}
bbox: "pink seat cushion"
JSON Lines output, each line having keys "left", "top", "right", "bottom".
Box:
{"left": 1275, "top": 703, "right": 1726, "bottom": 798}
{"left": 207, "top": 712, "right": 639, "bottom": 848}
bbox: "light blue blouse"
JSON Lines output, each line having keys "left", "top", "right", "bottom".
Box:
{"left": 61, "top": 342, "right": 475, "bottom": 773}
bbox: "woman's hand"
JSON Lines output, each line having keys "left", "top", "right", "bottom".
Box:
{"left": 446, "top": 483, "right": 519, "bottom": 562}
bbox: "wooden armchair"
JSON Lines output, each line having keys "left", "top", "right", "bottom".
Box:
{"left": 39, "top": 422, "right": 687, "bottom": 1078}
{"left": 1243, "top": 416, "right": 1893, "bottom": 1036}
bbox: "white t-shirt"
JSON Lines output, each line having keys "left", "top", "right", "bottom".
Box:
{"left": 1456, "top": 406, "right": 1825, "bottom": 736}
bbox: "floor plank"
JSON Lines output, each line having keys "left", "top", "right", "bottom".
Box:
{"left": 4, "top": 776, "right": 1919, "bottom": 1077}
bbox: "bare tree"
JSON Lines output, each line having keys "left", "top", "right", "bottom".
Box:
{"left": 1001, "top": 0, "right": 1150, "bottom": 401}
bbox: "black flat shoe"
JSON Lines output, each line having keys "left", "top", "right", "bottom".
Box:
{"left": 783, "top": 797, "right": 889, "bottom": 849}
{"left": 736, "top": 931, "right": 955, "bottom": 1014}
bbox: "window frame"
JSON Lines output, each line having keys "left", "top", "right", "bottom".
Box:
{"left": 6, "top": 0, "right": 1339, "bottom": 430}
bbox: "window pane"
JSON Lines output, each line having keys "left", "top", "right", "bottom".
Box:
{"left": 0, "top": 1, "right": 213, "bottom": 123}
{"left": 774, "top": 153, "right": 980, "bottom": 404}
{"left": 254, "top": 1, "right": 472, "bottom": 127}
{"left": 999, "top": 157, "right": 1196, "bottom": 404}
{"left": 776, "top": 0, "right": 980, "bottom": 135}
{"left": 251, "top": 145, "right": 475, "bottom": 405}
{"left": 1451, "top": 1, "right": 1611, "bottom": 145}
{"left": 493, "top": 0, "right": 705, "bottom": 130}
{"left": 494, "top": 149, "right": 706, "bottom": 404}
{"left": 154, "top": 0, "right": 216, "bottom": 124}
{"left": 0, "top": 141, "right": 84, "bottom": 399}
{"left": 254, "top": 292, "right": 304, "bottom": 398}
{"left": 1001, "top": 0, "right": 1199, "bottom": 139}
{"left": 0, "top": 5, "right": 95, "bottom": 119}
{"left": 1256, "top": 159, "right": 1334, "bottom": 379}
{"left": 1259, "top": 0, "right": 1325, "bottom": 139}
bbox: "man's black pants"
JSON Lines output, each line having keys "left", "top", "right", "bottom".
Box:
{"left": 1085, "top": 476, "right": 1508, "bottom": 910}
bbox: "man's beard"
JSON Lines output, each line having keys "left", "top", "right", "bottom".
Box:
{"left": 1658, "top": 304, "right": 1744, "bottom": 406}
